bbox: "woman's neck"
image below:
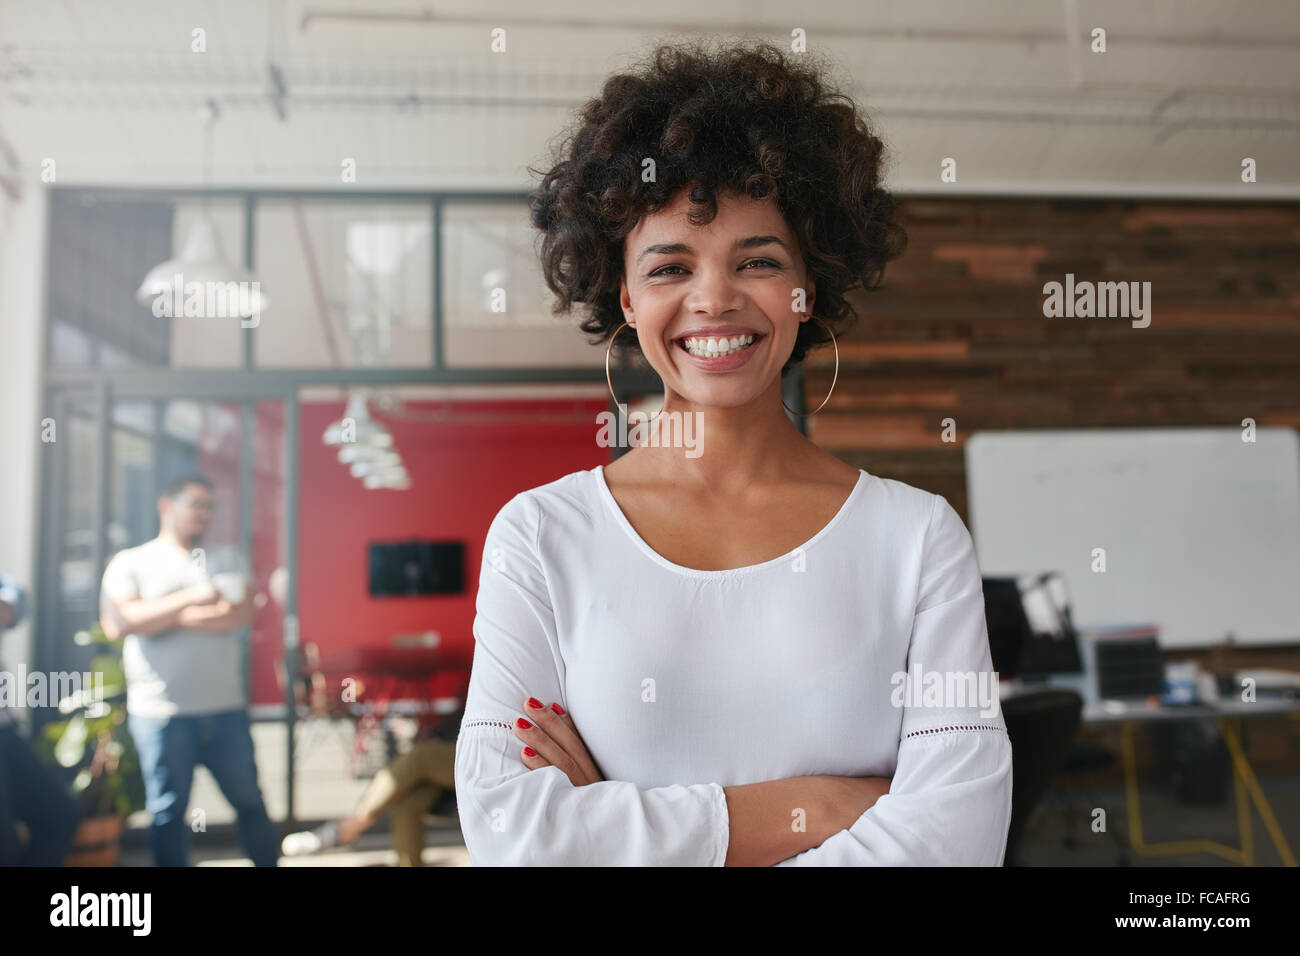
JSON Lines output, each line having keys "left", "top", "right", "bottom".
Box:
{"left": 625, "top": 393, "right": 823, "bottom": 493}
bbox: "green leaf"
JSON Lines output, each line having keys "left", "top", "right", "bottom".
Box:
{"left": 89, "top": 654, "right": 124, "bottom": 685}
{"left": 54, "top": 714, "right": 87, "bottom": 767}
{"left": 83, "top": 715, "right": 113, "bottom": 737}
{"left": 42, "top": 720, "right": 71, "bottom": 744}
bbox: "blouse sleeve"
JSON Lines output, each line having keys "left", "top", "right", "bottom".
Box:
{"left": 454, "top": 492, "right": 731, "bottom": 867}
{"left": 774, "top": 494, "right": 1013, "bottom": 866}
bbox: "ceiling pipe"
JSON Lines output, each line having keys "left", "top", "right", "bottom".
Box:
{"left": 290, "top": 199, "right": 348, "bottom": 366}
{"left": 296, "top": 8, "right": 1300, "bottom": 49}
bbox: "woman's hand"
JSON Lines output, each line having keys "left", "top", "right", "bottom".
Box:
{"left": 513, "top": 697, "right": 605, "bottom": 787}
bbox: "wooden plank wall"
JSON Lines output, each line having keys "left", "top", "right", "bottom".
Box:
{"left": 805, "top": 198, "right": 1300, "bottom": 522}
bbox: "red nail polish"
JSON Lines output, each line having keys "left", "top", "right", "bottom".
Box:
{"left": 551, "top": 703, "right": 566, "bottom": 716}
{"left": 516, "top": 717, "right": 532, "bottom": 729}
{"left": 526, "top": 697, "right": 543, "bottom": 709}
{"left": 523, "top": 746, "right": 537, "bottom": 757}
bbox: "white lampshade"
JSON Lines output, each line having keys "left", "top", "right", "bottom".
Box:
{"left": 136, "top": 217, "right": 269, "bottom": 317}
{"left": 364, "top": 471, "right": 411, "bottom": 490}
{"left": 338, "top": 443, "right": 398, "bottom": 465}
{"left": 323, "top": 394, "right": 394, "bottom": 448}
{"left": 349, "top": 453, "right": 402, "bottom": 478}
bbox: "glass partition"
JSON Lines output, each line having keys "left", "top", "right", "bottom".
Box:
{"left": 253, "top": 199, "right": 433, "bottom": 368}
{"left": 441, "top": 200, "right": 604, "bottom": 368}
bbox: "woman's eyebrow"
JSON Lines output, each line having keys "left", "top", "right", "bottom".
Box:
{"left": 636, "top": 235, "right": 791, "bottom": 264}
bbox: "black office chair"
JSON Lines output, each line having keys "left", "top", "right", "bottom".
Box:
{"left": 1001, "top": 689, "right": 1083, "bottom": 865}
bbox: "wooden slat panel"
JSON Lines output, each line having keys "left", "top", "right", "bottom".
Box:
{"left": 799, "top": 197, "right": 1300, "bottom": 526}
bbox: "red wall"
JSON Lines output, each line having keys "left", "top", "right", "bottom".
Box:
{"left": 246, "top": 398, "right": 609, "bottom": 707}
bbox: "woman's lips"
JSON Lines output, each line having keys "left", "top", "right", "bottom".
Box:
{"left": 673, "top": 334, "right": 764, "bottom": 371}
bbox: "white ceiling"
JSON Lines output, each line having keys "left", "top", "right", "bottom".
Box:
{"left": 1, "top": 0, "right": 1297, "bottom": 195}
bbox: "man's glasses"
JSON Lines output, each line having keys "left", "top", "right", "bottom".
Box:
{"left": 177, "top": 497, "right": 216, "bottom": 512}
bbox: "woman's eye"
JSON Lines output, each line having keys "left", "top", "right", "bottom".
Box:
{"left": 649, "top": 259, "right": 780, "bottom": 278}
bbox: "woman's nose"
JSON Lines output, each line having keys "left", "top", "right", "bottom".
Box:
{"left": 685, "top": 267, "right": 745, "bottom": 316}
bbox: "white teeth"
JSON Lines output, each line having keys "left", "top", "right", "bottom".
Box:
{"left": 682, "top": 333, "right": 756, "bottom": 357}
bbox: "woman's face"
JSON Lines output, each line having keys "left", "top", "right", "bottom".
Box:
{"left": 619, "top": 187, "right": 815, "bottom": 411}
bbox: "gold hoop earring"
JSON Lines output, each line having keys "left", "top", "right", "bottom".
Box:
{"left": 781, "top": 315, "right": 839, "bottom": 418}
{"left": 606, "top": 321, "right": 663, "bottom": 422}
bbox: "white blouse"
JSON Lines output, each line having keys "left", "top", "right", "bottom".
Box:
{"left": 454, "top": 464, "right": 1013, "bottom": 866}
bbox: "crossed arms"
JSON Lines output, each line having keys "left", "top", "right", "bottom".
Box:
{"left": 100, "top": 581, "right": 255, "bottom": 639}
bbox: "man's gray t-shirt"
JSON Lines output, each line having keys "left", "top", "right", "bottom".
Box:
{"left": 100, "top": 539, "right": 245, "bottom": 718}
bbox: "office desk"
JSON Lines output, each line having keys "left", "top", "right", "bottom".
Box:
{"left": 1081, "top": 696, "right": 1300, "bottom": 866}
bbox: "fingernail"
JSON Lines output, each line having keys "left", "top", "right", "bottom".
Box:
{"left": 516, "top": 717, "right": 532, "bottom": 729}
{"left": 551, "top": 703, "right": 566, "bottom": 716}
{"left": 522, "top": 746, "right": 537, "bottom": 757}
{"left": 526, "top": 697, "right": 544, "bottom": 709}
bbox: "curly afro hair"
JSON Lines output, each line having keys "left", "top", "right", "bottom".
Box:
{"left": 528, "top": 39, "right": 907, "bottom": 375}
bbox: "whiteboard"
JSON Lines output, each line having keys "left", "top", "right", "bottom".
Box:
{"left": 965, "top": 427, "right": 1300, "bottom": 648}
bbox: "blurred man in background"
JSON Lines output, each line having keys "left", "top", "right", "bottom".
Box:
{"left": 99, "top": 474, "right": 278, "bottom": 866}
{"left": 0, "top": 572, "right": 81, "bottom": 865}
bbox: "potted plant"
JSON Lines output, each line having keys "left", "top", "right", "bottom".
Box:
{"left": 34, "top": 621, "right": 146, "bottom": 865}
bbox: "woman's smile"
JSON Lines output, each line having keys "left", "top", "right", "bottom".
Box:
{"left": 672, "top": 330, "right": 767, "bottom": 371}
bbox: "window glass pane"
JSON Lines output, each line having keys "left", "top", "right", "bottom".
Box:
{"left": 49, "top": 320, "right": 94, "bottom": 367}
{"left": 46, "top": 194, "right": 247, "bottom": 369}
{"left": 47, "top": 193, "right": 173, "bottom": 368}
{"left": 57, "top": 401, "right": 97, "bottom": 623}
{"left": 111, "top": 400, "right": 155, "bottom": 434}
{"left": 105, "top": 401, "right": 244, "bottom": 552}
{"left": 253, "top": 200, "right": 432, "bottom": 367}
{"left": 107, "top": 401, "right": 161, "bottom": 554}
{"left": 441, "top": 201, "right": 603, "bottom": 368}
{"left": 42, "top": 395, "right": 101, "bottom": 682}
{"left": 163, "top": 400, "right": 205, "bottom": 443}
{"left": 100, "top": 343, "right": 134, "bottom": 368}
{"left": 109, "top": 421, "right": 155, "bottom": 554}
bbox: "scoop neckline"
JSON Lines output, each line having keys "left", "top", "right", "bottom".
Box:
{"left": 593, "top": 464, "right": 870, "bottom": 578}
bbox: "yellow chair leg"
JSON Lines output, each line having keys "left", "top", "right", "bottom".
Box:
{"left": 1217, "top": 717, "right": 1296, "bottom": 867}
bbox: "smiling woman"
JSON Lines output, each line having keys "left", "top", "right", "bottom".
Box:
{"left": 529, "top": 41, "right": 906, "bottom": 376}
{"left": 453, "top": 39, "right": 1013, "bottom": 867}
{"left": 616, "top": 188, "right": 823, "bottom": 407}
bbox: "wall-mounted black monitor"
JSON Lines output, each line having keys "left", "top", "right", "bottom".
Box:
{"left": 369, "top": 541, "right": 464, "bottom": 596}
